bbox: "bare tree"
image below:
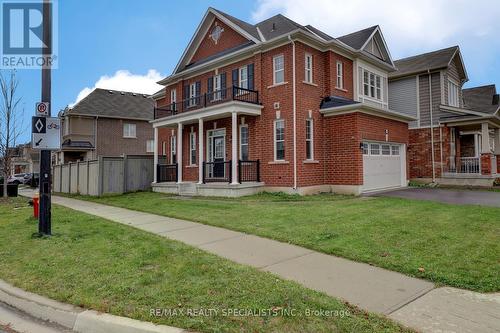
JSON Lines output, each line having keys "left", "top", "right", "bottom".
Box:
{"left": 0, "top": 70, "right": 23, "bottom": 197}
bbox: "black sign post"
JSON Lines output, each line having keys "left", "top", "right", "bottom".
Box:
{"left": 39, "top": 0, "right": 52, "bottom": 235}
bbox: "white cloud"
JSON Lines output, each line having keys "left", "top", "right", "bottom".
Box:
{"left": 251, "top": 0, "right": 500, "bottom": 59}
{"left": 70, "top": 69, "right": 164, "bottom": 107}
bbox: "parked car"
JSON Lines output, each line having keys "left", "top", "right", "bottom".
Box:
{"left": 23, "top": 173, "right": 39, "bottom": 187}
{"left": 7, "top": 173, "right": 27, "bottom": 185}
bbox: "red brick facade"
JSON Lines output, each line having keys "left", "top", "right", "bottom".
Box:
{"left": 155, "top": 19, "right": 410, "bottom": 192}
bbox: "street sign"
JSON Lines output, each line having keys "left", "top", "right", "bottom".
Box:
{"left": 36, "top": 102, "right": 49, "bottom": 116}
{"left": 32, "top": 116, "right": 60, "bottom": 150}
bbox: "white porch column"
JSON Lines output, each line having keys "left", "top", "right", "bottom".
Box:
{"left": 177, "top": 123, "right": 183, "bottom": 183}
{"left": 153, "top": 127, "right": 158, "bottom": 183}
{"left": 231, "top": 111, "right": 238, "bottom": 184}
{"left": 481, "top": 122, "right": 490, "bottom": 154}
{"left": 198, "top": 118, "right": 204, "bottom": 184}
{"left": 494, "top": 128, "right": 500, "bottom": 155}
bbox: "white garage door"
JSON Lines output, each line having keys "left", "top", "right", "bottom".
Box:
{"left": 362, "top": 142, "right": 405, "bottom": 192}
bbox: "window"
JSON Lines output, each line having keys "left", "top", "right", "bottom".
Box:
{"left": 162, "top": 141, "right": 167, "bottom": 156}
{"left": 273, "top": 54, "right": 284, "bottom": 84}
{"left": 170, "top": 135, "right": 176, "bottom": 163}
{"left": 362, "top": 143, "right": 369, "bottom": 155}
{"left": 381, "top": 144, "right": 391, "bottom": 155}
{"left": 189, "top": 132, "right": 196, "bottom": 165}
{"left": 305, "top": 119, "right": 313, "bottom": 160}
{"left": 123, "top": 123, "right": 136, "bottom": 138}
{"left": 336, "top": 61, "right": 343, "bottom": 89}
{"left": 274, "top": 119, "right": 285, "bottom": 160}
{"left": 391, "top": 145, "right": 400, "bottom": 156}
{"left": 448, "top": 80, "right": 460, "bottom": 107}
{"left": 170, "top": 89, "right": 176, "bottom": 103}
{"left": 239, "top": 125, "right": 249, "bottom": 160}
{"left": 146, "top": 140, "right": 154, "bottom": 153}
{"left": 362, "top": 69, "right": 382, "bottom": 100}
{"left": 188, "top": 83, "right": 196, "bottom": 107}
{"left": 213, "top": 74, "right": 222, "bottom": 100}
{"left": 304, "top": 53, "right": 313, "bottom": 83}
{"left": 239, "top": 66, "right": 248, "bottom": 89}
{"left": 370, "top": 143, "right": 380, "bottom": 155}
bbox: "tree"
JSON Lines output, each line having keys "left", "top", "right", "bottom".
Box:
{"left": 0, "top": 70, "right": 23, "bottom": 197}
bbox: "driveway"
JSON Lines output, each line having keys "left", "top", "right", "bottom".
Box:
{"left": 372, "top": 188, "right": 500, "bottom": 207}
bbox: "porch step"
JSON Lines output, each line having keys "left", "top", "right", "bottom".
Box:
{"left": 178, "top": 183, "right": 198, "bottom": 196}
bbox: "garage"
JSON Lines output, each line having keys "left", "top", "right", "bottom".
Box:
{"left": 362, "top": 142, "right": 406, "bottom": 192}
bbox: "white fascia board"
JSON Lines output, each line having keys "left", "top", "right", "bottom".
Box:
{"left": 320, "top": 103, "right": 416, "bottom": 122}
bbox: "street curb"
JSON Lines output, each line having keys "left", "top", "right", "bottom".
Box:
{"left": 0, "top": 279, "right": 187, "bottom": 333}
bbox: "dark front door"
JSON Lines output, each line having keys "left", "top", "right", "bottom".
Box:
{"left": 212, "top": 136, "right": 225, "bottom": 178}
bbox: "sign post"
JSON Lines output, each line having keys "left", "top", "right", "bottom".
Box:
{"left": 38, "top": 0, "right": 53, "bottom": 235}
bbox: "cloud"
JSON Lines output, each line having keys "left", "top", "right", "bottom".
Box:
{"left": 251, "top": 0, "right": 500, "bottom": 59}
{"left": 70, "top": 69, "right": 164, "bottom": 107}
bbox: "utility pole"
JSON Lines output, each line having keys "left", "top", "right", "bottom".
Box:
{"left": 39, "top": 0, "right": 52, "bottom": 235}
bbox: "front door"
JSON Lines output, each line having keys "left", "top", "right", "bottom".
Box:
{"left": 213, "top": 136, "right": 225, "bottom": 178}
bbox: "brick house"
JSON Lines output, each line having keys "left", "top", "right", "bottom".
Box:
{"left": 54, "top": 88, "right": 155, "bottom": 164}
{"left": 151, "top": 8, "right": 414, "bottom": 196}
{"left": 389, "top": 47, "right": 500, "bottom": 186}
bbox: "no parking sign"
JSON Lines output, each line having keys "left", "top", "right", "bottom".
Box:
{"left": 36, "top": 102, "right": 49, "bottom": 116}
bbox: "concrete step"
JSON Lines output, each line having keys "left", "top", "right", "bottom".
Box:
{"left": 178, "top": 183, "right": 197, "bottom": 196}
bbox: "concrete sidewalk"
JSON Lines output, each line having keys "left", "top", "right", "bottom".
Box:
{"left": 22, "top": 191, "right": 500, "bottom": 333}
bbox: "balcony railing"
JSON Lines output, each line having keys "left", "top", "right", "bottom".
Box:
{"left": 154, "top": 86, "right": 259, "bottom": 120}
{"left": 157, "top": 163, "right": 177, "bottom": 182}
{"left": 447, "top": 157, "right": 481, "bottom": 174}
{"left": 203, "top": 161, "right": 232, "bottom": 183}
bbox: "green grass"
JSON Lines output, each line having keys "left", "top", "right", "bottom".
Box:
{"left": 65, "top": 191, "right": 500, "bottom": 292}
{"left": 0, "top": 197, "right": 412, "bottom": 333}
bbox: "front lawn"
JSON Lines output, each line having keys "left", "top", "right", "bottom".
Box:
{"left": 68, "top": 191, "right": 500, "bottom": 292}
{"left": 0, "top": 198, "right": 411, "bottom": 333}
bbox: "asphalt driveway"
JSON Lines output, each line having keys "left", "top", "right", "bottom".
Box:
{"left": 371, "top": 188, "right": 500, "bottom": 207}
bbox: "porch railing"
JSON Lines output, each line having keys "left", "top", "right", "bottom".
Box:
{"left": 154, "top": 86, "right": 260, "bottom": 119}
{"left": 238, "top": 160, "right": 260, "bottom": 183}
{"left": 157, "top": 163, "right": 178, "bottom": 182}
{"left": 202, "top": 161, "right": 232, "bottom": 183}
{"left": 448, "top": 157, "right": 481, "bottom": 174}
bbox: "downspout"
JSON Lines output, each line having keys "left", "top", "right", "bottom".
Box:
{"left": 288, "top": 35, "right": 298, "bottom": 190}
{"left": 428, "top": 70, "right": 436, "bottom": 182}
{"left": 94, "top": 116, "right": 98, "bottom": 160}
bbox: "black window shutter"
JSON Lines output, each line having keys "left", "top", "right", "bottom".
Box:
{"left": 247, "top": 64, "right": 254, "bottom": 90}
{"left": 183, "top": 85, "right": 189, "bottom": 109}
{"left": 232, "top": 69, "right": 239, "bottom": 88}
{"left": 207, "top": 77, "right": 213, "bottom": 102}
{"left": 221, "top": 73, "right": 227, "bottom": 99}
{"left": 195, "top": 81, "right": 201, "bottom": 105}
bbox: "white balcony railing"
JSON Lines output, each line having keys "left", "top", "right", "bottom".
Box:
{"left": 449, "top": 157, "right": 481, "bottom": 174}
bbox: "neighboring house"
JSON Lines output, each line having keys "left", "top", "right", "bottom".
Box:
{"left": 151, "top": 7, "right": 414, "bottom": 196}
{"left": 8, "top": 143, "right": 40, "bottom": 174}
{"left": 389, "top": 46, "right": 500, "bottom": 185}
{"left": 54, "top": 88, "right": 155, "bottom": 164}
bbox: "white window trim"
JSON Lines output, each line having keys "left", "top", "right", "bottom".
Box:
{"left": 170, "top": 89, "right": 176, "bottom": 104}
{"left": 239, "top": 124, "right": 249, "bottom": 160}
{"left": 305, "top": 118, "right": 314, "bottom": 160}
{"left": 363, "top": 142, "right": 401, "bottom": 156}
{"left": 274, "top": 119, "right": 285, "bottom": 161}
{"left": 239, "top": 66, "right": 248, "bottom": 89}
{"left": 273, "top": 54, "right": 285, "bottom": 85}
{"left": 188, "top": 83, "right": 196, "bottom": 107}
{"left": 359, "top": 67, "right": 387, "bottom": 107}
{"left": 304, "top": 53, "right": 313, "bottom": 83}
{"left": 447, "top": 79, "right": 460, "bottom": 107}
{"left": 189, "top": 132, "right": 196, "bottom": 165}
{"left": 213, "top": 74, "right": 222, "bottom": 100}
{"left": 336, "top": 61, "right": 343, "bottom": 89}
{"left": 123, "top": 123, "right": 136, "bottom": 138}
{"left": 146, "top": 140, "right": 154, "bottom": 153}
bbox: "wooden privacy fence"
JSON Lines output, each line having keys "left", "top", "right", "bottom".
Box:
{"left": 53, "top": 155, "right": 159, "bottom": 196}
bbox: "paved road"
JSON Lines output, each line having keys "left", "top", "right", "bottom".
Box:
{"left": 0, "top": 301, "right": 69, "bottom": 333}
{"left": 47, "top": 194, "right": 500, "bottom": 333}
{"left": 371, "top": 187, "right": 500, "bottom": 207}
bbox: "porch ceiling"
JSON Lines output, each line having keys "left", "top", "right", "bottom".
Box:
{"left": 151, "top": 101, "right": 263, "bottom": 128}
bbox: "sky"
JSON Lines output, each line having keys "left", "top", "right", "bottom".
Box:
{"left": 9, "top": 0, "right": 500, "bottom": 143}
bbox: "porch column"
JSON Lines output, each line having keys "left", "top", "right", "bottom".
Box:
{"left": 153, "top": 127, "right": 158, "bottom": 183}
{"left": 494, "top": 128, "right": 500, "bottom": 155}
{"left": 231, "top": 111, "right": 238, "bottom": 184}
{"left": 198, "top": 118, "right": 204, "bottom": 184}
{"left": 480, "top": 122, "right": 492, "bottom": 175}
{"left": 177, "top": 123, "right": 183, "bottom": 183}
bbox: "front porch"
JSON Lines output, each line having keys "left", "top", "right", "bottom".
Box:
{"left": 441, "top": 120, "right": 500, "bottom": 186}
{"left": 151, "top": 85, "right": 264, "bottom": 196}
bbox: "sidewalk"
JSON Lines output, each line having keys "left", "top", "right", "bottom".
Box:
{"left": 21, "top": 190, "right": 500, "bottom": 333}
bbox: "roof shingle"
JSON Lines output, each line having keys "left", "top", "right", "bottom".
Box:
{"left": 390, "top": 46, "right": 458, "bottom": 78}
{"left": 463, "top": 85, "right": 499, "bottom": 115}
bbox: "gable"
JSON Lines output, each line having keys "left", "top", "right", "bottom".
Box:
{"left": 190, "top": 18, "right": 251, "bottom": 64}
{"left": 362, "top": 31, "right": 390, "bottom": 63}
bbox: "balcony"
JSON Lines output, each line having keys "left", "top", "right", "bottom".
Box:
{"left": 154, "top": 86, "right": 259, "bottom": 120}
